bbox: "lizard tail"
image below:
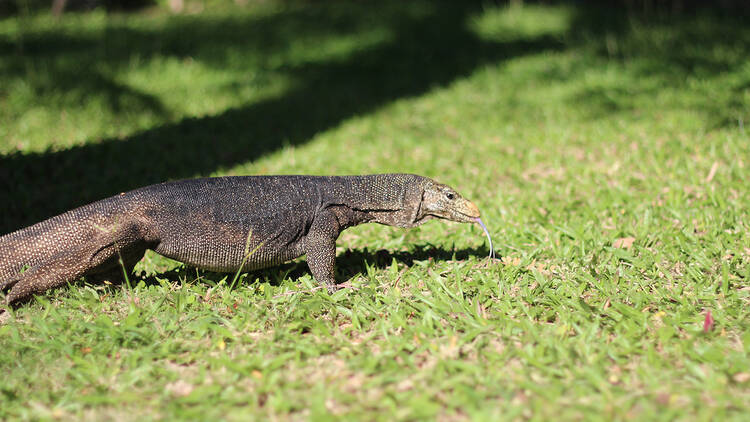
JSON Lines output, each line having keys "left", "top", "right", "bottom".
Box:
{"left": 0, "top": 198, "right": 125, "bottom": 291}
{"left": 0, "top": 216, "right": 74, "bottom": 289}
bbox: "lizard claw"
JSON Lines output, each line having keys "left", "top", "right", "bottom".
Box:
{"left": 324, "top": 281, "right": 354, "bottom": 294}
{"left": 0, "top": 308, "right": 12, "bottom": 325}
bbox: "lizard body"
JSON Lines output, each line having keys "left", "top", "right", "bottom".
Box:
{"left": 0, "top": 174, "right": 482, "bottom": 306}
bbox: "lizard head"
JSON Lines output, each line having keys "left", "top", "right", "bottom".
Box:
{"left": 414, "top": 178, "right": 495, "bottom": 259}
{"left": 366, "top": 174, "right": 480, "bottom": 228}
{"left": 417, "top": 180, "right": 480, "bottom": 224}
{"left": 376, "top": 174, "right": 495, "bottom": 258}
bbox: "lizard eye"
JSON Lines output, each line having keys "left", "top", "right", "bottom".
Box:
{"left": 445, "top": 192, "right": 455, "bottom": 200}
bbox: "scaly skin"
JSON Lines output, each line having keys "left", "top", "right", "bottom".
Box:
{"left": 0, "top": 174, "right": 481, "bottom": 307}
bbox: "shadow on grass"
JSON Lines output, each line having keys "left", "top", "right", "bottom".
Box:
{"left": 334, "top": 245, "right": 493, "bottom": 282}
{"left": 0, "top": 1, "right": 562, "bottom": 233}
{"left": 1, "top": 1, "right": 749, "bottom": 233}
{"left": 565, "top": 5, "right": 750, "bottom": 123}
{"left": 123, "top": 245, "right": 493, "bottom": 292}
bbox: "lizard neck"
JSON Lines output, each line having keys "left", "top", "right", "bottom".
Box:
{"left": 319, "top": 175, "right": 426, "bottom": 229}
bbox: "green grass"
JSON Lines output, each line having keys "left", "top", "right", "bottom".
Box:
{"left": 1, "top": 1, "right": 749, "bottom": 420}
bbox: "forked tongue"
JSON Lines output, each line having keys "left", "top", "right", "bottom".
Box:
{"left": 475, "top": 218, "right": 495, "bottom": 259}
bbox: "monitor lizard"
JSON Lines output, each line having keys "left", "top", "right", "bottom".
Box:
{"left": 1, "top": 174, "right": 492, "bottom": 307}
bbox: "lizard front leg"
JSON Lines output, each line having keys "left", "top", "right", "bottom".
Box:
{"left": 303, "top": 209, "right": 341, "bottom": 292}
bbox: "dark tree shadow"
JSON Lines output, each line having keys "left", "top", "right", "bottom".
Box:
{"left": 0, "top": 1, "right": 562, "bottom": 233}
{"left": 2, "top": 1, "right": 749, "bottom": 234}
{"left": 565, "top": 3, "right": 750, "bottom": 125}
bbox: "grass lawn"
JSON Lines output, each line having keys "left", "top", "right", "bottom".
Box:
{"left": 1, "top": 0, "right": 749, "bottom": 420}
